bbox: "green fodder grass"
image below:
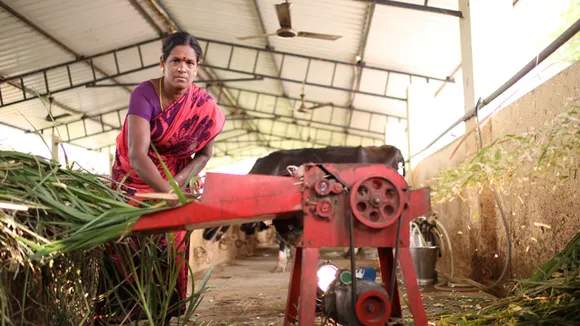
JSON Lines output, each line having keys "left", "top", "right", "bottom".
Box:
{"left": 0, "top": 150, "right": 211, "bottom": 325}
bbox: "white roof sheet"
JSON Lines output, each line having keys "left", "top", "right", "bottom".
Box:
{"left": 0, "top": 0, "right": 469, "bottom": 168}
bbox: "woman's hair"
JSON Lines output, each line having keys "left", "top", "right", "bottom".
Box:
{"left": 161, "top": 32, "right": 203, "bottom": 63}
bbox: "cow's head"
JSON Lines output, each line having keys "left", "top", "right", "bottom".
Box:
{"left": 368, "top": 145, "right": 406, "bottom": 177}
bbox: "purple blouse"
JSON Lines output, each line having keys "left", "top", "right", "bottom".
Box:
{"left": 127, "top": 81, "right": 163, "bottom": 121}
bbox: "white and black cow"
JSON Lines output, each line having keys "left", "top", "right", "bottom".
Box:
{"left": 202, "top": 144, "right": 406, "bottom": 272}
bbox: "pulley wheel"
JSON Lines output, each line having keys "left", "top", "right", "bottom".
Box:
{"left": 350, "top": 176, "right": 402, "bottom": 229}
{"left": 355, "top": 290, "right": 391, "bottom": 325}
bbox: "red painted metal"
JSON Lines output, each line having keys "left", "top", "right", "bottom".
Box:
{"left": 378, "top": 247, "right": 402, "bottom": 317}
{"left": 350, "top": 176, "right": 403, "bottom": 229}
{"left": 132, "top": 173, "right": 302, "bottom": 233}
{"left": 355, "top": 289, "right": 391, "bottom": 325}
{"left": 133, "top": 163, "right": 431, "bottom": 325}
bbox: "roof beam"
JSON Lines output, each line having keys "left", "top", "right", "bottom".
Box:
{"left": 0, "top": 0, "right": 122, "bottom": 131}
{"left": 221, "top": 85, "right": 404, "bottom": 120}
{"left": 354, "top": 0, "right": 462, "bottom": 18}
{"left": 84, "top": 83, "right": 405, "bottom": 120}
{"left": 0, "top": 120, "right": 95, "bottom": 151}
{"left": 246, "top": 126, "right": 383, "bottom": 148}
{"left": 27, "top": 80, "right": 391, "bottom": 147}
{"left": 0, "top": 76, "right": 120, "bottom": 132}
{"left": 213, "top": 86, "right": 399, "bottom": 136}
{"left": 137, "top": 0, "right": 271, "bottom": 149}
{"left": 93, "top": 110, "right": 383, "bottom": 152}
{"left": 249, "top": 0, "right": 288, "bottom": 97}
{"left": 148, "top": 0, "right": 241, "bottom": 111}
{"left": 0, "top": 36, "right": 452, "bottom": 109}
{"left": 93, "top": 128, "right": 252, "bottom": 152}
{"left": 30, "top": 110, "right": 271, "bottom": 144}
{"left": 87, "top": 76, "right": 264, "bottom": 88}
{"left": 345, "top": 2, "right": 376, "bottom": 132}
{"left": 0, "top": 1, "right": 133, "bottom": 95}
{"left": 127, "top": 0, "right": 165, "bottom": 36}
{"left": 194, "top": 38, "right": 453, "bottom": 83}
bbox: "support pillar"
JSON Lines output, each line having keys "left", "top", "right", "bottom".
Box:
{"left": 458, "top": 0, "right": 514, "bottom": 127}
{"left": 384, "top": 117, "right": 407, "bottom": 174}
{"left": 458, "top": 0, "right": 513, "bottom": 281}
{"left": 50, "top": 132, "right": 60, "bottom": 162}
{"left": 405, "top": 82, "right": 435, "bottom": 176}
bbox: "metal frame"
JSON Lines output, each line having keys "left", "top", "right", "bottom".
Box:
{"left": 410, "top": 14, "right": 580, "bottom": 161}
{"left": 0, "top": 35, "right": 453, "bottom": 109}
{"left": 30, "top": 81, "right": 391, "bottom": 147}
{"left": 345, "top": 2, "right": 376, "bottom": 130}
{"left": 355, "top": 0, "right": 463, "bottom": 18}
{"left": 0, "top": 1, "right": 132, "bottom": 96}
{"left": 90, "top": 110, "right": 384, "bottom": 152}
{"left": 0, "top": 0, "right": 457, "bottom": 160}
{"left": 130, "top": 163, "right": 431, "bottom": 325}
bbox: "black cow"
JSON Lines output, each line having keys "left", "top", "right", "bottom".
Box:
{"left": 202, "top": 144, "right": 405, "bottom": 272}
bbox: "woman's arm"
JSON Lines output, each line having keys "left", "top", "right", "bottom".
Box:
{"left": 127, "top": 114, "right": 174, "bottom": 193}
{"left": 174, "top": 139, "right": 215, "bottom": 188}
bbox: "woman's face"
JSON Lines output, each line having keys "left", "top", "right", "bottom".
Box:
{"left": 161, "top": 45, "right": 199, "bottom": 90}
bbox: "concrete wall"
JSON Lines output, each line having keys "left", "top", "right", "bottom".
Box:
{"left": 186, "top": 224, "right": 277, "bottom": 295}
{"left": 411, "top": 61, "right": 580, "bottom": 282}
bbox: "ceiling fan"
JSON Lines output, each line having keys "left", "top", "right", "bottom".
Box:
{"left": 237, "top": 0, "right": 343, "bottom": 41}
{"left": 44, "top": 95, "right": 71, "bottom": 121}
{"left": 295, "top": 85, "right": 333, "bottom": 113}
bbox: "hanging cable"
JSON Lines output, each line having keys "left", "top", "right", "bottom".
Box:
{"left": 434, "top": 97, "right": 512, "bottom": 292}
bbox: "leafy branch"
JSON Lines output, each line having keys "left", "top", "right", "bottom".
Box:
{"left": 424, "top": 107, "right": 579, "bottom": 205}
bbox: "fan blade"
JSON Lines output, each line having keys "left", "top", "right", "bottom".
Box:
{"left": 297, "top": 31, "right": 342, "bottom": 41}
{"left": 237, "top": 33, "right": 278, "bottom": 40}
{"left": 305, "top": 102, "right": 333, "bottom": 110}
{"left": 45, "top": 113, "right": 71, "bottom": 121}
{"left": 275, "top": 3, "right": 292, "bottom": 29}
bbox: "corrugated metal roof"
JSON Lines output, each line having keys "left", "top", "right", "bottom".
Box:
{"left": 395, "top": 0, "right": 459, "bottom": 11}
{"left": 364, "top": 4, "right": 461, "bottom": 79}
{"left": 0, "top": 0, "right": 487, "bottom": 168}
{"left": 162, "top": 0, "right": 286, "bottom": 96}
{"left": 163, "top": 0, "right": 267, "bottom": 48}
{"left": 255, "top": 0, "right": 368, "bottom": 62}
{"left": 2, "top": 0, "right": 160, "bottom": 55}
{"left": 0, "top": 7, "right": 72, "bottom": 77}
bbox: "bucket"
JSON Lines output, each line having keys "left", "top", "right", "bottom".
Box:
{"left": 409, "top": 246, "right": 438, "bottom": 285}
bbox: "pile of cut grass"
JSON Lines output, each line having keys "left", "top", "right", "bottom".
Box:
{"left": 0, "top": 150, "right": 210, "bottom": 325}
{"left": 437, "top": 233, "right": 580, "bottom": 325}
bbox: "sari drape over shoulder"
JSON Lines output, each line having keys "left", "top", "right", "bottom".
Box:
{"left": 112, "top": 83, "right": 225, "bottom": 197}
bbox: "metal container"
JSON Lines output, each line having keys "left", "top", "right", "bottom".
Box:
{"left": 409, "top": 246, "right": 439, "bottom": 285}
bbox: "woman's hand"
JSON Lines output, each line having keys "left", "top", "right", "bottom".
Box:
{"left": 174, "top": 140, "right": 214, "bottom": 189}
{"left": 192, "top": 177, "right": 204, "bottom": 194}
{"left": 167, "top": 198, "right": 180, "bottom": 207}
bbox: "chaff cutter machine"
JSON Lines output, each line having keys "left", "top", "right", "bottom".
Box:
{"left": 133, "top": 163, "right": 430, "bottom": 326}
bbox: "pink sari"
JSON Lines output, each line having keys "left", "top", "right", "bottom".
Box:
{"left": 100, "top": 83, "right": 224, "bottom": 322}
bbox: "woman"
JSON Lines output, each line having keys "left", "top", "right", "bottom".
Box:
{"left": 96, "top": 32, "right": 225, "bottom": 323}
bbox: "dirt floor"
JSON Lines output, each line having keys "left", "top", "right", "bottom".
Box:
{"left": 187, "top": 246, "right": 495, "bottom": 326}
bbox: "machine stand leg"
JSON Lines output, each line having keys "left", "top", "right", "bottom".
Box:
{"left": 284, "top": 247, "right": 303, "bottom": 325}
{"left": 398, "top": 247, "right": 428, "bottom": 326}
{"left": 378, "top": 247, "right": 402, "bottom": 318}
{"left": 298, "top": 248, "right": 319, "bottom": 326}
{"left": 283, "top": 247, "right": 319, "bottom": 326}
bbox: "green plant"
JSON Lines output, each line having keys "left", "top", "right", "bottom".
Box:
{"left": 1, "top": 89, "right": 213, "bottom": 325}
{"left": 553, "top": 0, "right": 580, "bottom": 64}
{"left": 425, "top": 107, "right": 579, "bottom": 205}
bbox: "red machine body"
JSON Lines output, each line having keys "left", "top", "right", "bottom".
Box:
{"left": 133, "top": 163, "right": 431, "bottom": 326}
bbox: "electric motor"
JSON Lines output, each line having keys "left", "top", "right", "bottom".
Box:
{"left": 322, "top": 270, "right": 391, "bottom": 326}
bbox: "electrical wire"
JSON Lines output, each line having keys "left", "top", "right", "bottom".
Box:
{"left": 433, "top": 97, "right": 512, "bottom": 292}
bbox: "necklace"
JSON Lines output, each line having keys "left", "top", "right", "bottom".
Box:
{"left": 159, "top": 77, "right": 165, "bottom": 111}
